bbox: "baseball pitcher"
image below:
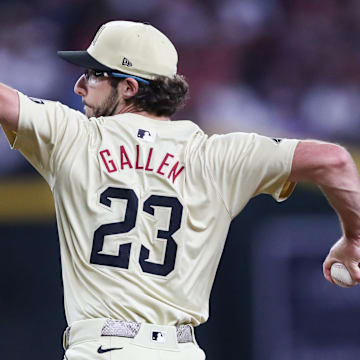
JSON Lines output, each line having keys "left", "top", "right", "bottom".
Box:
{"left": 1, "top": 20, "right": 360, "bottom": 360}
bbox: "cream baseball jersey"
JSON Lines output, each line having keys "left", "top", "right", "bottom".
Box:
{"left": 3, "top": 92, "right": 299, "bottom": 327}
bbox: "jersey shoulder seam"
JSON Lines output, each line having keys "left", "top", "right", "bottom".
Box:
{"left": 202, "top": 135, "right": 232, "bottom": 221}
{"left": 205, "top": 160, "right": 232, "bottom": 221}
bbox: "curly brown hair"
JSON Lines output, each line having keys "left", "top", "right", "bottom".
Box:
{"left": 110, "top": 74, "right": 189, "bottom": 117}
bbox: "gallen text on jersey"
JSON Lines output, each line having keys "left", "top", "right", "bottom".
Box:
{"left": 99, "top": 144, "right": 184, "bottom": 183}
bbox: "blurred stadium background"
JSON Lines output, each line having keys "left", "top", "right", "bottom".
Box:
{"left": 1, "top": 0, "right": 360, "bottom": 359}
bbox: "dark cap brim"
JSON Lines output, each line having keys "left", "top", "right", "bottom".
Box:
{"left": 57, "top": 50, "right": 114, "bottom": 71}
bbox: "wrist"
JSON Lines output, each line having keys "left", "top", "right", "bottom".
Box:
{"left": 343, "top": 233, "right": 360, "bottom": 247}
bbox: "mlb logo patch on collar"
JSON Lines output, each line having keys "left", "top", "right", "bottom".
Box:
{"left": 152, "top": 331, "right": 166, "bottom": 343}
{"left": 137, "top": 128, "right": 156, "bottom": 143}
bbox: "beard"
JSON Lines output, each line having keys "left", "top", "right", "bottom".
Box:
{"left": 84, "top": 87, "right": 120, "bottom": 118}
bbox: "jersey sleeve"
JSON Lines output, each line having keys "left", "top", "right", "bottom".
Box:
{"left": 205, "top": 132, "right": 299, "bottom": 219}
{"left": 2, "top": 91, "right": 89, "bottom": 188}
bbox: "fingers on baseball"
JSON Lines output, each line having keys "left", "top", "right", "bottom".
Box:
{"left": 323, "top": 260, "right": 334, "bottom": 284}
{"left": 348, "top": 262, "right": 360, "bottom": 283}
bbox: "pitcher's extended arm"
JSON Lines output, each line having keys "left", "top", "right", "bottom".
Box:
{"left": 289, "top": 141, "right": 360, "bottom": 284}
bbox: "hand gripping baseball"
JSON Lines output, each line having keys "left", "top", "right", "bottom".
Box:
{"left": 323, "top": 236, "right": 360, "bottom": 287}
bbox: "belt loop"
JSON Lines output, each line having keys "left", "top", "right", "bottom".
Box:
{"left": 188, "top": 324, "right": 197, "bottom": 346}
{"left": 63, "top": 326, "right": 71, "bottom": 350}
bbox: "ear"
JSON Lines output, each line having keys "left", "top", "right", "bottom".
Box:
{"left": 120, "top": 78, "right": 139, "bottom": 99}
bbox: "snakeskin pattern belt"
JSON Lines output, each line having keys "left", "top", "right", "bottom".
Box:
{"left": 64, "top": 319, "right": 194, "bottom": 348}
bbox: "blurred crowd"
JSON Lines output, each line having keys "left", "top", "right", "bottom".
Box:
{"left": 1, "top": 0, "right": 360, "bottom": 175}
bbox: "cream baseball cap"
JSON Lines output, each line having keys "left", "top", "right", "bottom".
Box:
{"left": 57, "top": 20, "right": 178, "bottom": 80}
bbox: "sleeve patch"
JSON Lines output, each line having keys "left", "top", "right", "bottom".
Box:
{"left": 29, "top": 97, "right": 45, "bottom": 104}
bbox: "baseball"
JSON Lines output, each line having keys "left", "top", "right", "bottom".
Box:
{"left": 330, "top": 262, "right": 355, "bottom": 288}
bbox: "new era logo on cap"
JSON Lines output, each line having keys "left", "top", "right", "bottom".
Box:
{"left": 122, "top": 57, "right": 132, "bottom": 67}
{"left": 137, "top": 129, "right": 156, "bottom": 142}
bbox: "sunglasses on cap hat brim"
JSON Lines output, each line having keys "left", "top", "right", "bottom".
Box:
{"left": 84, "top": 69, "right": 150, "bottom": 84}
{"left": 57, "top": 50, "right": 150, "bottom": 85}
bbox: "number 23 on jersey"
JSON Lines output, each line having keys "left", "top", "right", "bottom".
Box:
{"left": 90, "top": 187, "right": 183, "bottom": 277}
